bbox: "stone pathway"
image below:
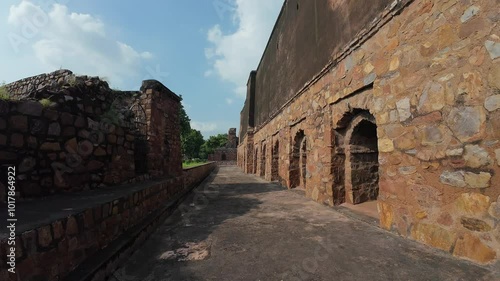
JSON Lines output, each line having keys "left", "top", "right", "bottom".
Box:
{"left": 113, "top": 166, "right": 498, "bottom": 281}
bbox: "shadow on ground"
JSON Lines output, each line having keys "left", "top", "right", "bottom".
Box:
{"left": 112, "top": 167, "right": 499, "bottom": 281}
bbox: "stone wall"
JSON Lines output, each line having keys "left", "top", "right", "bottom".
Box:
{"left": 208, "top": 148, "right": 237, "bottom": 162}
{"left": 0, "top": 159, "right": 216, "bottom": 281}
{"left": 208, "top": 128, "right": 238, "bottom": 162}
{"left": 183, "top": 162, "right": 216, "bottom": 189}
{"left": 139, "top": 81, "right": 183, "bottom": 179}
{"left": 4, "top": 69, "right": 74, "bottom": 99}
{"left": 0, "top": 76, "right": 138, "bottom": 200}
{"left": 0, "top": 70, "right": 182, "bottom": 201}
{"left": 0, "top": 176, "right": 185, "bottom": 281}
{"left": 238, "top": 0, "right": 500, "bottom": 264}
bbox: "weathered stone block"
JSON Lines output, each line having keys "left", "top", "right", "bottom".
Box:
{"left": 78, "top": 140, "right": 94, "bottom": 157}
{"left": 37, "top": 225, "right": 53, "bottom": 248}
{"left": 447, "top": 107, "right": 485, "bottom": 142}
{"left": 453, "top": 233, "right": 497, "bottom": 263}
{"left": 378, "top": 201, "right": 393, "bottom": 230}
{"left": 94, "top": 146, "right": 106, "bottom": 156}
{"left": 48, "top": 122, "right": 61, "bottom": 136}
{"left": 61, "top": 112, "right": 74, "bottom": 126}
{"left": 484, "top": 95, "right": 500, "bottom": 112}
{"left": 485, "top": 40, "right": 500, "bottom": 60}
{"left": 411, "top": 223, "right": 456, "bottom": 252}
{"left": 463, "top": 172, "right": 491, "bottom": 188}
{"left": 66, "top": 216, "right": 79, "bottom": 236}
{"left": 455, "top": 193, "right": 491, "bottom": 216}
{"left": 396, "top": 98, "right": 411, "bottom": 122}
{"left": 463, "top": 145, "right": 491, "bottom": 168}
{"left": 460, "top": 217, "right": 493, "bottom": 232}
{"left": 40, "top": 142, "right": 61, "bottom": 151}
{"left": 379, "top": 139, "right": 395, "bottom": 153}
{"left": 11, "top": 133, "right": 24, "bottom": 148}
{"left": 488, "top": 202, "right": 500, "bottom": 219}
{"left": 418, "top": 82, "right": 445, "bottom": 114}
{"left": 18, "top": 101, "right": 43, "bottom": 116}
{"left": 488, "top": 64, "right": 500, "bottom": 89}
{"left": 440, "top": 171, "right": 466, "bottom": 188}
{"left": 52, "top": 221, "right": 64, "bottom": 240}
{"left": 19, "top": 157, "right": 36, "bottom": 173}
{"left": 10, "top": 115, "right": 28, "bottom": 132}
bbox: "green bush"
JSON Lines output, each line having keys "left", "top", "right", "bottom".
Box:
{"left": 39, "top": 98, "right": 54, "bottom": 107}
{"left": 0, "top": 85, "right": 10, "bottom": 100}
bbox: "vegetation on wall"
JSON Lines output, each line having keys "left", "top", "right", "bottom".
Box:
{"left": 0, "top": 82, "right": 10, "bottom": 100}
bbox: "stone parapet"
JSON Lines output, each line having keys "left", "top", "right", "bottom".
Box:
{"left": 0, "top": 163, "right": 215, "bottom": 281}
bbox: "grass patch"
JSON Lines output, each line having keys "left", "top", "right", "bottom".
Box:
{"left": 182, "top": 161, "right": 207, "bottom": 169}
{"left": 0, "top": 85, "right": 10, "bottom": 100}
{"left": 39, "top": 98, "right": 54, "bottom": 107}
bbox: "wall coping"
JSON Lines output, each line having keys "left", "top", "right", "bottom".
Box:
{"left": 182, "top": 162, "right": 216, "bottom": 171}
{"left": 0, "top": 177, "right": 181, "bottom": 236}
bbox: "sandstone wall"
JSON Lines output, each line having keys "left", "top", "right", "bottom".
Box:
{"left": 239, "top": 0, "right": 500, "bottom": 264}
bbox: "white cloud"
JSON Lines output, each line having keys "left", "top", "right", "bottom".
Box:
{"left": 191, "top": 121, "right": 217, "bottom": 133}
{"left": 205, "top": 0, "right": 283, "bottom": 98}
{"left": 3, "top": 1, "right": 152, "bottom": 89}
{"left": 225, "top": 98, "right": 233, "bottom": 105}
{"left": 204, "top": 70, "right": 213, "bottom": 77}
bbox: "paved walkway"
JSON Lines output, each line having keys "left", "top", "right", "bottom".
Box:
{"left": 113, "top": 166, "right": 498, "bottom": 281}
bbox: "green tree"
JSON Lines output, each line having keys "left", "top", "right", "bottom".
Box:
{"left": 178, "top": 95, "right": 191, "bottom": 137}
{"left": 182, "top": 129, "right": 204, "bottom": 159}
{"left": 199, "top": 133, "right": 228, "bottom": 159}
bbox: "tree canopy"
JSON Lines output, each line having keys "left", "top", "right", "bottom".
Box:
{"left": 199, "top": 133, "right": 228, "bottom": 159}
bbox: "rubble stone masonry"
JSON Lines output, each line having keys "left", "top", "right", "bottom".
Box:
{"left": 238, "top": 0, "right": 500, "bottom": 264}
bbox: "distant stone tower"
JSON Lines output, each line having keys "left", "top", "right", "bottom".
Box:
{"left": 207, "top": 128, "right": 238, "bottom": 163}
{"left": 226, "top": 128, "right": 239, "bottom": 148}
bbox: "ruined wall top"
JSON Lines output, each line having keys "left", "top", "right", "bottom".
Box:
{"left": 241, "top": 0, "right": 403, "bottom": 130}
{"left": 140, "top": 79, "right": 181, "bottom": 103}
{"left": 5, "top": 69, "right": 75, "bottom": 99}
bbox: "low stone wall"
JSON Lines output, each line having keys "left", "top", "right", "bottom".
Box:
{"left": 183, "top": 162, "right": 216, "bottom": 189}
{"left": 215, "top": 161, "right": 237, "bottom": 166}
{"left": 0, "top": 176, "right": 184, "bottom": 281}
{"left": 0, "top": 162, "right": 216, "bottom": 281}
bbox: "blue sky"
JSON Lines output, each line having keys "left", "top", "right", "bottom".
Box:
{"left": 0, "top": 0, "right": 283, "bottom": 137}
